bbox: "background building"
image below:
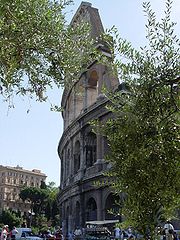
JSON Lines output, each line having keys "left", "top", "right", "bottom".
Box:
{"left": 0, "top": 164, "right": 46, "bottom": 214}
{"left": 58, "top": 2, "right": 122, "bottom": 236}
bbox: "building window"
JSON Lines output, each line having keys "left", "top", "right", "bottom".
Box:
{"left": 88, "top": 70, "right": 98, "bottom": 88}
{"left": 85, "top": 132, "right": 97, "bottom": 167}
{"left": 86, "top": 197, "right": 97, "bottom": 221}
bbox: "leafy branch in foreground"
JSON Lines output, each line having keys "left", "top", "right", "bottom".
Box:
{"left": 100, "top": 0, "right": 179, "bottom": 237}
{"left": 0, "top": 0, "right": 94, "bottom": 106}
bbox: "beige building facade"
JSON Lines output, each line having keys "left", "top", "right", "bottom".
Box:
{"left": 0, "top": 165, "right": 46, "bottom": 214}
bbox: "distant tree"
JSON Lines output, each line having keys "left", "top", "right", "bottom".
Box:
{"left": 19, "top": 187, "right": 48, "bottom": 215}
{"left": 20, "top": 182, "right": 59, "bottom": 228}
{"left": 100, "top": 0, "right": 180, "bottom": 237}
{"left": 0, "top": 0, "right": 94, "bottom": 107}
{"left": 40, "top": 180, "right": 47, "bottom": 190}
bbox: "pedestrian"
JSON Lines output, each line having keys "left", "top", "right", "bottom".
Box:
{"left": 163, "top": 220, "right": 174, "bottom": 240}
{"left": 74, "top": 227, "right": 82, "bottom": 240}
{"left": 1, "top": 226, "right": 8, "bottom": 240}
{"left": 114, "top": 226, "right": 121, "bottom": 239}
{"left": 11, "top": 227, "right": 18, "bottom": 240}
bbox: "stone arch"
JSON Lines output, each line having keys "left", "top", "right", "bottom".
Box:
{"left": 74, "top": 141, "right": 80, "bottom": 173}
{"left": 85, "top": 132, "right": 97, "bottom": 167}
{"left": 86, "top": 197, "right": 97, "bottom": 221}
{"left": 105, "top": 193, "right": 121, "bottom": 221}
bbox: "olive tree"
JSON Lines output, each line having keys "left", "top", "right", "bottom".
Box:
{"left": 100, "top": 0, "right": 180, "bottom": 237}
{"left": 0, "top": 0, "right": 94, "bottom": 107}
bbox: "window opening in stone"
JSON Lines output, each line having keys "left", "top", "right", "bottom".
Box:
{"left": 105, "top": 193, "right": 122, "bottom": 221}
{"left": 86, "top": 197, "right": 97, "bottom": 221}
{"left": 88, "top": 70, "right": 98, "bottom": 88}
{"left": 85, "top": 132, "right": 97, "bottom": 168}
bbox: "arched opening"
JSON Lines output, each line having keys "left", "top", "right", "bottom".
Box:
{"left": 87, "top": 70, "right": 98, "bottom": 107}
{"left": 105, "top": 193, "right": 122, "bottom": 221}
{"left": 75, "top": 201, "right": 80, "bottom": 227}
{"left": 85, "top": 132, "right": 97, "bottom": 168}
{"left": 88, "top": 70, "right": 98, "bottom": 87}
{"left": 74, "top": 141, "right": 80, "bottom": 174}
{"left": 86, "top": 197, "right": 97, "bottom": 221}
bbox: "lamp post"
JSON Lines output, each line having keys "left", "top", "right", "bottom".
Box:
{"left": 28, "top": 210, "right": 35, "bottom": 227}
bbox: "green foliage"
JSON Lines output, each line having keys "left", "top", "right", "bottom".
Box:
{"left": 19, "top": 182, "right": 59, "bottom": 228}
{"left": 0, "top": 0, "right": 94, "bottom": 107}
{"left": 0, "top": 209, "right": 22, "bottom": 229}
{"left": 19, "top": 186, "right": 48, "bottom": 215}
{"left": 44, "top": 182, "right": 59, "bottom": 225}
{"left": 101, "top": 0, "right": 180, "bottom": 236}
{"left": 40, "top": 180, "right": 47, "bottom": 189}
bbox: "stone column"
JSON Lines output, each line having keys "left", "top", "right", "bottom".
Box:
{"left": 62, "top": 150, "right": 66, "bottom": 186}
{"left": 60, "top": 156, "right": 64, "bottom": 187}
{"left": 96, "top": 189, "right": 103, "bottom": 220}
{"left": 70, "top": 138, "right": 74, "bottom": 177}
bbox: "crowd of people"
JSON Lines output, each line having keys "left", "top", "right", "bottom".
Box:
{"left": 0, "top": 221, "right": 179, "bottom": 240}
{"left": 162, "top": 220, "right": 178, "bottom": 240}
{"left": 113, "top": 221, "right": 179, "bottom": 240}
{"left": 0, "top": 226, "right": 18, "bottom": 240}
{"left": 55, "top": 222, "right": 179, "bottom": 240}
{"left": 0, "top": 226, "right": 63, "bottom": 240}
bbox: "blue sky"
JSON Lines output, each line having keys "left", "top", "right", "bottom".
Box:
{"left": 0, "top": 0, "right": 179, "bottom": 186}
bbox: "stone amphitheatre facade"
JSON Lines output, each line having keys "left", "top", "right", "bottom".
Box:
{"left": 57, "top": 2, "right": 121, "bottom": 236}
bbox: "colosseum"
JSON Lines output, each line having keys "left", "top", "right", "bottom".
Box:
{"left": 57, "top": 2, "right": 122, "bottom": 236}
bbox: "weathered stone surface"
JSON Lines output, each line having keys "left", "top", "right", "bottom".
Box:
{"left": 57, "top": 2, "right": 120, "bottom": 236}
